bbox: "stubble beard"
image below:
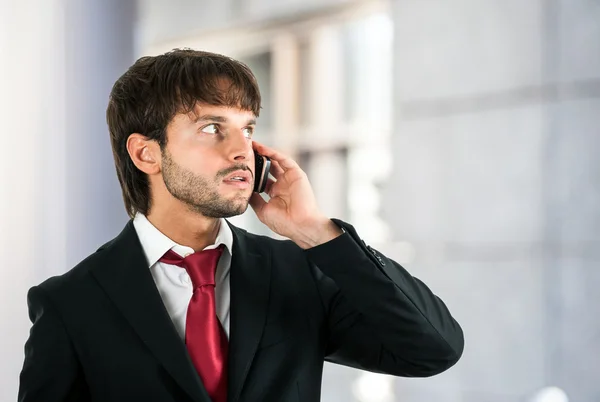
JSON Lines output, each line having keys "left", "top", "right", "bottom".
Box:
{"left": 161, "top": 149, "right": 250, "bottom": 218}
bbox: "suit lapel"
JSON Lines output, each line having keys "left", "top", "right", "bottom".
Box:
{"left": 91, "top": 220, "right": 210, "bottom": 402}
{"left": 226, "top": 223, "right": 271, "bottom": 402}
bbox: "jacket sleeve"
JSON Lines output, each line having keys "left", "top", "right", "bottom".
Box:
{"left": 18, "top": 285, "right": 89, "bottom": 402}
{"left": 304, "top": 219, "right": 464, "bottom": 377}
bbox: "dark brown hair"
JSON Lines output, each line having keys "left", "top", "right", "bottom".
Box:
{"left": 106, "top": 48, "right": 261, "bottom": 218}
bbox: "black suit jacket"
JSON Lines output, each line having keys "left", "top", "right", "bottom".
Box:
{"left": 18, "top": 219, "right": 464, "bottom": 402}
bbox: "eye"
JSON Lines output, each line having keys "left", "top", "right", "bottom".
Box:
{"left": 242, "top": 127, "right": 254, "bottom": 139}
{"left": 201, "top": 123, "right": 219, "bottom": 134}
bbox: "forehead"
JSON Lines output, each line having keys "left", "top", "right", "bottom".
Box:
{"left": 190, "top": 103, "right": 256, "bottom": 120}
{"left": 170, "top": 103, "right": 257, "bottom": 127}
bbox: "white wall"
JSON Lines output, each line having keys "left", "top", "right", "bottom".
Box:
{"left": 136, "top": 0, "right": 359, "bottom": 52}
{"left": 1, "top": 1, "right": 65, "bottom": 399}
{"left": 0, "top": 0, "right": 135, "bottom": 399}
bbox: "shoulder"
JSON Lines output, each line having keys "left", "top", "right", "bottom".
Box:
{"left": 34, "top": 233, "right": 121, "bottom": 302}
{"left": 229, "top": 223, "right": 306, "bottom": 260}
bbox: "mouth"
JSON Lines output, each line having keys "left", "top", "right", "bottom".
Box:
{"left": 222, "top": 170, "right": 252, "bottom": 189}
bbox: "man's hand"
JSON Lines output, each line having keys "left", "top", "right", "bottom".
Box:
{"left": 249, "top": 142, "right": 343, "bottom": 249}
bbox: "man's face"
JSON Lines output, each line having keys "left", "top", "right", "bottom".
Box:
{"left": 160, "top": 104, "right": 256, "bottom": 218}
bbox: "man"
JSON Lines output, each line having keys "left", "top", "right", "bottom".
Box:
{"left": 18, "top": 49, "right": 464, "bottom": 402}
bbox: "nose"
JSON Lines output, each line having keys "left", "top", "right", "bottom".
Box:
{"left": 226, "top": 130, "right": 253, "bottom": 162}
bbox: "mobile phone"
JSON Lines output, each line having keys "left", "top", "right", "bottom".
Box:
{"left": 253, "top": 151, "right": 271, "bottom": 193}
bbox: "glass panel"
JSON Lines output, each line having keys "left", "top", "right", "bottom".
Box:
{"left": 240, "top": 51, "right": 273, "bottom": 139}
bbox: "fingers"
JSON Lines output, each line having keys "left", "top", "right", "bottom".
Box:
{"left": 253, "top": 141, "right": 299, "bottom": 171}
{"left": 264, "top": 177, "right": 276, "bottom": 196}
{"left": 268, "top": 159, "right": 284, "bottom": 180}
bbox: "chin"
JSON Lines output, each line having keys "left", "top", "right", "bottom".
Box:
{"left": 225, "top": 189, "right": 252, "bottom": 203}
{"left": 208, "top": 199, "right": 250, "bottom": 219}
{"left": 229, "top": 199, "right": 250, "bottom": 213}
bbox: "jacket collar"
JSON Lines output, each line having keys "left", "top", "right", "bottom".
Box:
{"left": 91, "top": 219, "right": 271, "bottom": 402}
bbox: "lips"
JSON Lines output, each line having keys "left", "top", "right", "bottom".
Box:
{"left": 223, "top": 170, "right": 252, "bottom": 183}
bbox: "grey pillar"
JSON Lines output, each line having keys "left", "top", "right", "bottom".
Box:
{"left": 382, "top": 0, "right": 600, "bottom": 401}
{"left": 60, "top": 0, "right": 136, "bottom": 270}
{"left": 540, "top": 1, "right": 600, "bottom": 400}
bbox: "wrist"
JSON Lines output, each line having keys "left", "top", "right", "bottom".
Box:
{"left": 292, "top": 217, "right": 344, "bottom": 249}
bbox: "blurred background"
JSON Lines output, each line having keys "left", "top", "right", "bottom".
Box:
{"left": 1, "top": 0, "right": 599, "bottom": 401}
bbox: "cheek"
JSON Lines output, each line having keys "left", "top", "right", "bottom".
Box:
{"left": 186, "top": 159, "right": 215, "bottom": 177}
{"left": 183, "top": 150, "right": 220, "bottom": 177}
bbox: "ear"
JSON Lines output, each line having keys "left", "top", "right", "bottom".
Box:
{"left": 126, "top": 133, "right": 161, "bottom": 175}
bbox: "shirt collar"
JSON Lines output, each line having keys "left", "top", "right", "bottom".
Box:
{"left": 132, "top": 213, "right": 234, "bottom": 268}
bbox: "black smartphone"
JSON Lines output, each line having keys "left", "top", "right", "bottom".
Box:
{"left": 253, "top": 151, "right": 271, "bottom": 193}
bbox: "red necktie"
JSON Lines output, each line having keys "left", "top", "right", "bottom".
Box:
{"left": 160, "top": 245, "right": 227, "bottom": 402}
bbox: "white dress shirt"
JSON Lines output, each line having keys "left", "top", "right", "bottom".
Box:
{"left": 132, "top": 213, "right": 233, "bottom": 340}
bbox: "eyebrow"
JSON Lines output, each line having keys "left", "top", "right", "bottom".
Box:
{"left": 194, "top": 114, "right": 256, "bottom": 126}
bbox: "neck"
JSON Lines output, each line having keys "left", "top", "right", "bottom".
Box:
{"left": 146, "top": 206, "right": 222, "bottom": 252}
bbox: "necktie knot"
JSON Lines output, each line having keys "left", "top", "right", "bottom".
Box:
{"left": 159, "top": 245, "right": 225, "bottom": 288}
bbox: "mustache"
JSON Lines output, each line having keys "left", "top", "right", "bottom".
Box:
{"left": 218, "top": 164, "right": 252, "bottom": 178}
